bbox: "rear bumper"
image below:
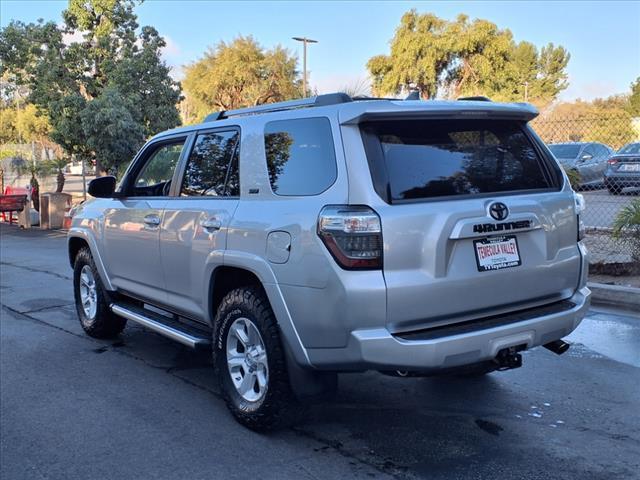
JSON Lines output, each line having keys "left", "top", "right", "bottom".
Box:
{"left": 307, "top": 286, "right": 590, "bottom": 371}
{"left": 605, "top": 175, "right": 640, "bottom": 187}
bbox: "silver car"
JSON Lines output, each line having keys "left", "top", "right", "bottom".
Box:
{"left": 548, "top": 142, "right": 614, "bottom": 187}
{"left": 604, "top": 142, "right": 640, "bottom": 194}
{"left": 68, "top": 94, "right": 590, "bottom": 430}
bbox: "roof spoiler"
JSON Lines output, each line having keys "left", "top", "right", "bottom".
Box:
{"left": 340, "top": 102, "right": 539, "bottom": 125}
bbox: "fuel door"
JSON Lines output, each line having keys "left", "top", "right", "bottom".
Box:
{"left": 266, "top": 231, "right": 291, "bottom": 264}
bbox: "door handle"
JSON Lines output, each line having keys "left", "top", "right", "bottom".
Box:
{"left": 200, "top": 217, "right": 222, "bottom": 231}
{"left": 143, "top": 214, "right": 161, "bottom": 226}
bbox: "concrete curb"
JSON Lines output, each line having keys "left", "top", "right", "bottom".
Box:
{"left": 588, "top": 282, "right": 640, "bottom": 311}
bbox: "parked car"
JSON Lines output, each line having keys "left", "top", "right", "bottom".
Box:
{"left": 604, "top": 142, "right": 640, "bottom": 194}
{"left": 548, "top": 142, "right": 613, "bottom": 188}
{"left": 68, "top": 94, "right": 590, "bottom": 430}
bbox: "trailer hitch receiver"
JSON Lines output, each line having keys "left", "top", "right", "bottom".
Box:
{"left": 494, "top": 345, "right": 524, "bottom": 371}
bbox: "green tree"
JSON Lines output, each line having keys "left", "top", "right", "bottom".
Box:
{"left": 80, "top": 87, "right": 145, "bottom": 174}
{"left": 183, "top": 36, "right": 301, "bottom": 122}
{"left": 368, "top": 12, "right": 450, "bottom": 99}
{"left": 367, "top": 10, "right": 570, "bottom": 106}
{"left": 0, "top": 0, "right": 181, "bottom": 174}
{"left": 15, "top": 104, "right": 50, "bottom": 145}
{"left": 534, "top": 43, "right": 570, "bottom": 103}
{"left": 0, "top": 107, "right": 18, "bottom": 143}
{"left": 628, "top": 77, "right": 640, "bottom": 116}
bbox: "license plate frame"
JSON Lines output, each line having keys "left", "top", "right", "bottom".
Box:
{"left": 474, "top": 235, "right": 521, "bottom": 272}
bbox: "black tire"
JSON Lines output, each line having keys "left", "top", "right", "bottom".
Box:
{"left": 607, "top": 183, "right": 622, "bottom": 195}
{"left": 213, "top": 286, "right": 295, "bottom": 431}
{"left": 73, "top": 247, "right": 126, "bottom": 338}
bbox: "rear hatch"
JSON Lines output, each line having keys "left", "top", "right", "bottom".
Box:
{"left": 358, "top": 116, "right": 581, "bottom": 333}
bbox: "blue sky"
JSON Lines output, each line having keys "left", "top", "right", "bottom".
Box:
{"left": 2, "top": 0, "right": 639, "bottom": 101}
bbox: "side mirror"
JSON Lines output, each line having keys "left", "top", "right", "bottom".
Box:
{"left": 88, "top": 176, "right": 116, "bottom": 198}
{"left": 580, "top": 154, "right": 593, "bottom": 162}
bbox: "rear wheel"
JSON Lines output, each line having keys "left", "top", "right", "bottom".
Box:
{"left": 73, "top": 247, "right": 126, "bottom": 338}
{"left": 607, "top": 183, "right": 622, "bottom": 195}
{"left": 213, "top": 287, "right": 295, "bottom": 431}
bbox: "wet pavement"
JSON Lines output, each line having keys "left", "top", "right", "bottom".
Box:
{"left": 1, "top": 223, "right": 639, "bottom": 479}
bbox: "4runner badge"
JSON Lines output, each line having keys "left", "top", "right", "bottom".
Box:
{"left": 473, "top": 220, "right": 532, "bottom": 234}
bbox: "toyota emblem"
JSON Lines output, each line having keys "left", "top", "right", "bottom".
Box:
{"left": 489, "top": 202, "right": 509, "bottom": 221}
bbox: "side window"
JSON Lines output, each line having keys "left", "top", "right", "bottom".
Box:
{"left": 264, "top": 118, "right": 337, "bottom": 196}
{"left": 181, "top": 130, "right": 239, "bottom": 197}
{"left": 594, "top": 144, "right": 609, "bottom": 160}
{"left": 225, "top": 146, "right": 240, "bottom": 197}
{"left": 582, "top": 144, "right": 596, "bottom": 160}
{"left": 133, "top": 141, "right": 184, "bottom": 196}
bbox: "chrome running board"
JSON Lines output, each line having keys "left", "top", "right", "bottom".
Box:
{"left": 110, "top": 303, "right": 210, "bottom": 349}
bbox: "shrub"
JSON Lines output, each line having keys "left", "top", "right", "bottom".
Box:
{"left": 613, "top": 199, "right": 640, "bottom": 260}
{"left": 562, "top": 165, "right": 581, "bottom": 190}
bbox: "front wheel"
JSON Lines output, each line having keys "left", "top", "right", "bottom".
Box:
{"left": 73, "top": 247, "right": 126, "bottom": 338}
{"left": 213, "top": 287, "right": 296, "bottom": 431}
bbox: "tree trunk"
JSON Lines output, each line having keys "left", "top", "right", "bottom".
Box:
{"left": 418, "top": 84, "right": 433, "bottom": 100}
{"left": 30, "top": 175, "right": 40, "bottom": 212}
{"left": 95, "top": 157, "right": 105, "bottom": 177}
{"left": 56, "top": 170, "right": 65, "bottom": 193}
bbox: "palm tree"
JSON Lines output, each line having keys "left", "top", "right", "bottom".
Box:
{"left": 10, "top": 156, "right": 47, "bottom": 211}
{"left": 613, "top": 199, "right": 640, "bottom": 261}
{"left": 45, "top": 158, "right": 69, "bottom": 193}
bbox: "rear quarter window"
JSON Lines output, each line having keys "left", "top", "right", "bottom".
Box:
{"left": 361, "top": 119, "right": 555, "bottom": 202}
{"left": 264, "top": 117, "right": 337, "bottom": 196}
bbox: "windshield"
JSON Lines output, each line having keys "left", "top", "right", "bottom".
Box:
{"left": 548, "top": 144, "right": 581, "bottom": 159}
{"left": 361, "top": 119, "right": 553, "bottom": 201}
{"left": 617, "top": 143, "right": 640, "bottom": 155}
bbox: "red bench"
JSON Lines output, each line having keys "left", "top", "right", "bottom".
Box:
{"left": 0, "top": 194, "right": 28, "bottom": 224}
{"left": 2, "top": 187, "right": 30, "bottom": 225}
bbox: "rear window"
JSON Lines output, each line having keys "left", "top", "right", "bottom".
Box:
{"left": 549, "top": 144, "right": 581, "bottom": 159}
{"left": 618, "top": 143, "right": 640, "bottom": 155}
{"left": 361, "top": 119, "right": 553, "bottom": 202}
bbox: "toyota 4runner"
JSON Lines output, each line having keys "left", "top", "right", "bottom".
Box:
{"left": 68, "top": 93, "right": 590, "bottom": 430}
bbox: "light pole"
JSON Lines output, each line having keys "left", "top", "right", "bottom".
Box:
{"left": 292, "top": 37, "right": 318, "bottom": 97}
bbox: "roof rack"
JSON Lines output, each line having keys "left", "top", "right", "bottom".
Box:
{"left": 457, "top": 96, "right": 492, "bottom": 102}
{"left": 204, "top": 92, "right": 352, "bottom": 122}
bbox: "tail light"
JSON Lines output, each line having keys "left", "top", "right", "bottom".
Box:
{"left": 317, "top": 205, "right": 382, "bottom": 270}
{"left": 607, "top": 158, "right": 619, "bottom": 165}
{"left": 574, "top": 193, "right": 586, "bottom": 241}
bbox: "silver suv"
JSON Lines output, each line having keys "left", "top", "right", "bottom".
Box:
{"left": 68, "top": 93, "right": 590, "bottom": 430}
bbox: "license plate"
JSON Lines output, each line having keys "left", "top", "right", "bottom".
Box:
{"left": 474, "top": 235, "right": 521, "bottom": 272}
{"left": 619, "top": 163, "right": 640, "bottom": 172}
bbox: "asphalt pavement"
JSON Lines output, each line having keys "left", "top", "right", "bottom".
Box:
{"left": 1, "top": 223, "right": 639, "bottom": 480}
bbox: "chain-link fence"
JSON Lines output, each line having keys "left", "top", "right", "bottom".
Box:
{"left": 533, "top": 114, "right": 640, "bottom": 277}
